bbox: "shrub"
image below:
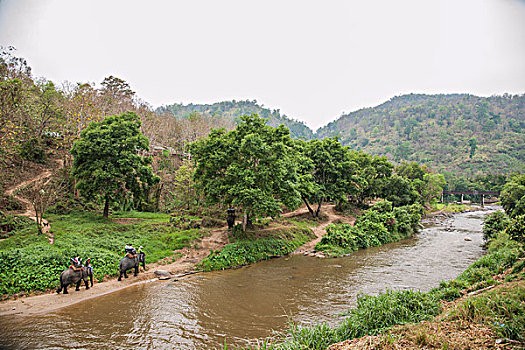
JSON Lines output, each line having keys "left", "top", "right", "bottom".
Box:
{"left": 199, "top": 238, "right": 300, "bottom": 271}
{"left": 506, "top": 214, "right": 525, "bottom": 243}
{"left": 316, "top": 201, "right": 423, "bottom": 256}
{"left": 482, "top": 211, "right": 510, "bottom": 242}
{"left": 19, "top": 138, "right": 47, "bottom": 163}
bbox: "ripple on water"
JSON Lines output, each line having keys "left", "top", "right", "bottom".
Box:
{"left": 0, "top": 208, "right": 498, "bottom": 350}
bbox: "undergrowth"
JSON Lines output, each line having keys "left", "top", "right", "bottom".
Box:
{"left": 0, "top": 211, "right": 208, "bottom": 297}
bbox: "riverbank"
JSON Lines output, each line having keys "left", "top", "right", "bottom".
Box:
{"left": 252, "top": 217, "right": 524, "bottom": 350}
{"left": 0, "top": 205, "right": 338, "bottom": 317}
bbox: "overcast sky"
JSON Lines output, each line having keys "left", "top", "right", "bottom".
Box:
{"left": 1, "top": 0, "right": 524, "bottom": 130}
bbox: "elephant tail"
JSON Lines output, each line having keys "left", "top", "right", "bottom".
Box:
{"left": 56, "top": 273, "right": 63, "bottom": 293}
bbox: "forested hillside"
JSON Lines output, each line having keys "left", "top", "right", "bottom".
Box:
{"left": 316, "top": 94, "right": 525, "bottom": 177}
{"left": 156, "top": 100, "right": 314, "bottom": 140}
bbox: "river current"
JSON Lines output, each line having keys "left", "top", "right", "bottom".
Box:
{"left": 0, "top": 208, "right": 495, "bottom": 349}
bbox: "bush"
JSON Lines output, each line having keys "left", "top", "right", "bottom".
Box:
{"left": 19, "top": 138, "right": 47, "bottom": 163}
{"left": 506, "top": 214, "right": 525, "bottom": 243}
{"left": 199, "top": 238, "right": 300, "bottom": 271}
{"left": 482, "top": 211, "right": 510, "bottom": 242}
{"left": 316, "top": 201, "right": 423, "bottom": 256}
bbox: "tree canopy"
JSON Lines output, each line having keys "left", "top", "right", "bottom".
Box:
{"left": 71, "top": 111, "right": 159, "bottom": 217}
{"left": 191, "top": 114, "right": 301, "bottom": 229}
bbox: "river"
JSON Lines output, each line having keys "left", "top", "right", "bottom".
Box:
{"left": 0, "top": 208, "right": 495, "bottom": 350}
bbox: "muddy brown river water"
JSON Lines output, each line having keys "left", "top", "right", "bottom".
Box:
{"left": 0, "top": 208, "right": 496, "bottom": 349}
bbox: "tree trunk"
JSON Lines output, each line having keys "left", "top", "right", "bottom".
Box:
{"left": 103, "top": 196, "right": 110, "bottom": 218}
{"left": 315, "top": 197, "right": 324, "bottom": 218}
{"left": 302, "top": 196, "right": 315, "bottom": 217}
{"left": 242, "top": 213, "right": 247, "bottom": 232}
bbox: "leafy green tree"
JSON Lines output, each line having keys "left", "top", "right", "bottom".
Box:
{"left": 420, "top": 173, "right": 446, "bottom": 204}
{"left": 381, "top": 174, "right": 419, "bottom": 207}
{"left": 71, "top": 111, "right": 159, "bottom": 217}
{"left": 300, "top": 137, "right": 363, "bottom": 217}
{"left": 396, "top": 162, "right": 428, "bottom": 181}
{"left": 501, "top": 174, "right": 525, "bottom": 218}
{"left": 191, "top": 114, "right": 301, "bottom": 229}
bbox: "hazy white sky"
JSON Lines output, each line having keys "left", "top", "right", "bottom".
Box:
{"left": 1, "top": 0, "right": 524, "bottom": 130}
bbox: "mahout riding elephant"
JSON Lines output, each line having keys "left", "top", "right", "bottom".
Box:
{"left": 56, "top": 266, "right": 91, "bottom": 294}
{"left": 118, "top": 255, "right": 139, "bottom": 281}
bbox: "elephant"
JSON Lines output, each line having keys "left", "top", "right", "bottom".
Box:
{"left": 118, "top": 255, "right": 139, "bottom": 281}
{"left": 56, "top": 266, "right": 91, "bottom": 294}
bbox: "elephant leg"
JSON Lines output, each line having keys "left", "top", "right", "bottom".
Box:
{"left": 63, "top": 284, "right": 68, "bottom": 294}
{"left": 118, "top": 271, "right": 122, "bottom": 281}
{"left": 134, "top": 266, "right": 138, "bottom": 276}
{"left": 84, "top": 278, "right": 90, "bottom": 290}
{"left": 75, "top": 280, "right": 81, "bottom": 291}
{"left": 124, "top": 270, "right": 128, "bottom": 278}
{"left": 90, "top": 274, "right": 94, "bottom": 287}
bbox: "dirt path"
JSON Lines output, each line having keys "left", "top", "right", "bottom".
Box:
{"left": 0, "top": 204, "right": 348, "bottom": 318}
{"left": 4, "top": 159, "right": 63, "bottom": 244}
{"left": 290, "top": 204, "right": 353, "bottom": 256}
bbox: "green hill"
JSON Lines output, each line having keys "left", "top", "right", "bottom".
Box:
{"left": 156, "top": 100, "right": 314, "bottom": 140}
{"left": 316, "top": 93, "right": 525, "bottom": 176}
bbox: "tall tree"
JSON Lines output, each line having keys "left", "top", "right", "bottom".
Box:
{"left": 300, "top": 137, "right": 361, "bottom": 217}
{"left": 71, "top": 111, "right": 159, "bottom": 217}
{"left": 191, "top": 114, "right": 301, "bottom": 230}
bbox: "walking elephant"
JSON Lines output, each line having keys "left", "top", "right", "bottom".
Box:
{"left": 56, "top": 266, "right": 91, "bottom": 294}
{"left": 118, "top": 255, "right": 139, "bottom": 281}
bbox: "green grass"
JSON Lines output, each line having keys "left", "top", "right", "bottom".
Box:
{"left": 0, "top": 211, "right": 209, "bottom": 297}
{"left": 426, "top": 203, "right": 473, "bottom": 213}
{"left": 450, "top": 285, "right": 525, "bottom": 342}
{"left": 199, "top": 225, "right": 313, "bottom": 271}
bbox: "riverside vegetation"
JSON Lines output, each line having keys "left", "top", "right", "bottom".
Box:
{"left": 225, "top": 179, "right": 525, "bottom": 349}
{"left": 227, "top": 216, "right": 524, "bottom": 350}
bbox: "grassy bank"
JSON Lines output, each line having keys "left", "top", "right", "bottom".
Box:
{"left": 199, "top": 219, "right": 315, "bottom": 271}
{"left": 425, "top": 202, "right": 475, "bottom": 213}
{"left": 315, "top": 201, "right": 422, "bottom": 257}
{"left": 0, "top": 211, "right": 211, "bottom": 298}
{"left": 229, "top": 225, "right": 524, "bottom": 349}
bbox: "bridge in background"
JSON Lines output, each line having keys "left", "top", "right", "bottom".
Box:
{"left": 441, "top": 191, "right": 500, "bottom": 208}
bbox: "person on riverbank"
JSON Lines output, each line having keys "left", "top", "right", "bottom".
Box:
{"left": 70, "top": 256, "right": 82, "bottom": 271}
{"left": 137, "top": 246, "right": 146, "bottom": 270}
{"left": 124, "top": 244, "right": 137, "bottom": 259}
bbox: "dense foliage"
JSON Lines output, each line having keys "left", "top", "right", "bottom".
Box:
{"left": 191, "top": 114, "right": 302, "bottom": 228}
{"left": 482, "top": 211, "right": 510, "bottom": 242}
{"left": 500, "top": 173, "right": 525, "bottom": 218}
{"left": 317, "top": 93, "right": 525, "bottom": 177}
{"left": 71, "top": 111, "right": 160, "bottom": 217}
{"left": 316, "top": 201, "right": 422, "bottom": 256}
